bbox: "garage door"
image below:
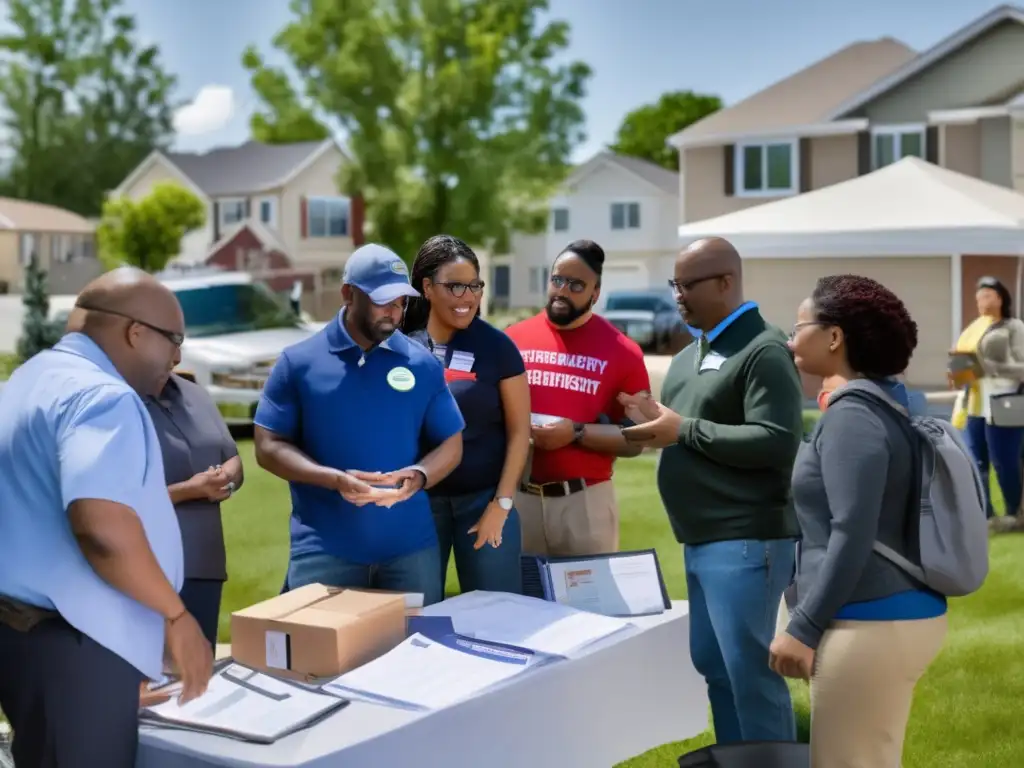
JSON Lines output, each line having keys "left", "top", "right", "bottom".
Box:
{"left": 743, "top": 257, "right": 951, "bottom": 387}
{"left": 598, "top": 263, "right": 649, "bottom": 309}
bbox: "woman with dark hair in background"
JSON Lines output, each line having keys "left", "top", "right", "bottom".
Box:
{"left": 951, "top": 276, "right": 1024, "bottom": 531}
{"left": 774, "top": 275, "right": 947, "bottom": 768}
{"left": 403, "top": 235, "right": 532, "bottom": 594}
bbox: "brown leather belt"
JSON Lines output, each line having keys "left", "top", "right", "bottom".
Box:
{"left": 0, "top": 595, "right": 59, "bottom": 632}
{"left": 519, "top": 478, "right": 587, "bottom": 498}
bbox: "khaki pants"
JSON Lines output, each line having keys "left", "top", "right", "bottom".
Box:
{"left": 515, "top": 480, "right": 619, "bottom": 556}
{"left": 809, "top": 615, "right": 947, "bottom": 768}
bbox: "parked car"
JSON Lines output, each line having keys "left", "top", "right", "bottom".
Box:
{"left": 49, "top": 269, "right": 324, "bottom": 424}
{"left": 600, "top": 289, "right": 689, "bottom": 354}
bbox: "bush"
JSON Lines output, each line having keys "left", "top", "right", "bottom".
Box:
{"left": 17, "top": 255, "right": 63, "bottom": 363}
{"left": 802, "top": 409, "right": 821, "bottom": 436}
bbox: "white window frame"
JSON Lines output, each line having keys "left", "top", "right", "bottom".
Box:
{"left": 871, "top": 123, "right": 926, "bottom": 169}
{"left": 219, "top": 197, "right": 247, "bottom": 229}
{"left": 735, "top": 139, "right": 798, "bottom": 197}
{"left": 551, "top": 207, "right": 569, "bottom": 232}
{"left": 19, "top": 233, "right": 36, "bottom": 267}
{"left": 610, "top": 201, "right": 641, "bottom": 230}
{"left": 307, "top": 196, "right": 350, "bottom": 238}
{"left": 256, "top": 196, "right": 277, "bottom": 228}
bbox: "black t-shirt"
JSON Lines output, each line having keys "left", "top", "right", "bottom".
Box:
{"left": 409, "top": 317, "right": 525, "bottom": 496}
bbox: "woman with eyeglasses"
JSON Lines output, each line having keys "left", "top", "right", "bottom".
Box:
{"left": 403, "top": 235, "right": 532, "bottom": 595}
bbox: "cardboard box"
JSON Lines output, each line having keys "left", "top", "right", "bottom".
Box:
{"left": 230, "top": 584, "right": 407, "bottom": 682}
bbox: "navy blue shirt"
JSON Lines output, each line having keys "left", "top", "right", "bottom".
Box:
{"left": 409, "top": 317, "right": 526, "bottom": 496}
{"left": 254, "top": 312, "right": 465, "bottom": 564}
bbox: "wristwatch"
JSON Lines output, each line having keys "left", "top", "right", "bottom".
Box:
{"left": 572, "top": 422, "right": 586, "bottom": 443}
{"left": 495, "top": 497, "right": 514, "bottom": 511}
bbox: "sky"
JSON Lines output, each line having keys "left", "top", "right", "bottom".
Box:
{"left": 124, "top": 0, "right": 1006, "bottom": 163}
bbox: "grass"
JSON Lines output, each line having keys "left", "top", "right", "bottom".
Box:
{"left": 0, "top": 353, "right": 16, "bottom": 381}
{"left": 218, "top": 440, "right": 1024, "bottom": 767}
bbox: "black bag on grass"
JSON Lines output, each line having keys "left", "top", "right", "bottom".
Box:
{"left": 678, "top": 741, "right": 809, "bottom": 768}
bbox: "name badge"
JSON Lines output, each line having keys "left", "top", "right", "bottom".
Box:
{"left": 700, "top": 352, "right": 728, "bottom": 372}
{"left": 449, "top": 351, "right": 475, "bottom": 373}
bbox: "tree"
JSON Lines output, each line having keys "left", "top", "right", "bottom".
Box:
{"left": 0, "top": 0, "right": 177, "bottom": 216}
{"left": 97, "top": 182, "right": 206, "bottom": 273}
{"left": 17, "top": 254, "right": 62, "bottom": 362}
{"left": 610, "top": 91, "right": 722, "bottom": 170}
{"left": 242, "top": 0, "right": 591, "bottom": 258}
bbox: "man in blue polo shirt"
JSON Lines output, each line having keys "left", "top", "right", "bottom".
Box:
{"left": 254, "top": 244, "right": 465, "bottom": 605}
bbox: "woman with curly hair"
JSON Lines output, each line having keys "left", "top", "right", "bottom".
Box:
{"left": 770, "top": 275, "right": 947, "bottom": 768}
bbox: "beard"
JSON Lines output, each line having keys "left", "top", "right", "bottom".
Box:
{"left": 545, "top": 296, "right": 590, "bottom": 327}
{"left": 355, "top": 308, "right": 396, "bottom": 344}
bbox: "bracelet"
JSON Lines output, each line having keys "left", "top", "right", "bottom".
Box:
{"left": 167, "top": 607, "right": 187, "bottom": 625}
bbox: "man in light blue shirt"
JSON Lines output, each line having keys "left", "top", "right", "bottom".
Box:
{"left": 0, "top": 268, "right": 212, "bottom": 768}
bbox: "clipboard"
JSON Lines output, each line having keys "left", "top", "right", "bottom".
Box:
{"left": 520, "top": 548, "right": 672, "bottom": 617}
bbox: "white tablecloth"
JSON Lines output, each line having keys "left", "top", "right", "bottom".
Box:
{"left": 136, "top": 601, "right": 708, "bottom": 768}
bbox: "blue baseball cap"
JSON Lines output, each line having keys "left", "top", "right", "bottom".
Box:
{"left": 342, "top": 243, "right": 420, "bottom": 305}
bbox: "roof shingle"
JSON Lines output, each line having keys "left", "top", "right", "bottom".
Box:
{"left": 165, "top": 140, "right": 329, "bottom": 196}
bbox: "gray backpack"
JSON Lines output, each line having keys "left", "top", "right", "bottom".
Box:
{"left": 832, "top": 380, "right": 989, "bottom": 597}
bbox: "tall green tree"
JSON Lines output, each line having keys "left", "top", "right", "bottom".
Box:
{"left": 97, "top": 181, "right": 206, "bottom": 273}
{"left": 0, "top": 0, "right": 177, "bottom": 216}
{"left": 243, "top": 0, "right": 591, "bottom": 258}
{"left": 17, "top": 254, "right": 62, "bottom": 362}
{"left": 611, "top": 90, "right": 722, "bottom": 170}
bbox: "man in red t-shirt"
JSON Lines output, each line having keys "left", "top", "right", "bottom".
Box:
{"left": 505, "top": 240, "right": 651, "bottom": 556}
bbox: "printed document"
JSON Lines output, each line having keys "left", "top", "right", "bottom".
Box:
{"left": 322, "top": 633, "right": 534, "bottom": 710}
{"left": 141, "top": 664, "right": 346, "bottom": 743}
{"left": 439, "top": 591, "right": 633, "bottom": 658}
{"left": 547, "top": 552, "right": 667, "bottom": 617}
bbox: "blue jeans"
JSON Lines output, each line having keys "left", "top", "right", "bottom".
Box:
{"left": 288, "top": 546, "right": 443, "bottom": 606}
{"left": 964, "top": 415, "right": 1024, "bottom": 518}
{"left": 684, "top": 538, "right": 797, "bottom": 744}
{"left": 431, "top": 488, "right": 523, "bottom": 595}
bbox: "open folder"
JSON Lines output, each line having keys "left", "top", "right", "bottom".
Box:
{"left": 321, "top": 631, "right": 541, "bottom": 711}
{"left": 521, "top": 549, "right": 672, "bottom": 617}
{"left": 139, "top": 662, "right": 348, "bottom": 744}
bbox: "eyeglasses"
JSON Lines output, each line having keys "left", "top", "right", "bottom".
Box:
{"left": 75, "top": 303, "right": 185, "bottom": 347}
{"left": 437, "top": 281, "right": 485, "bottom": 298}
{"left": 550, "top": 275, "right": 588, "bottom": 293}
{"left": 668, "top": 274, "right": 729, "bottom": 293}
{"left": 788, "top": 320, "right": 829, "bottom": 340}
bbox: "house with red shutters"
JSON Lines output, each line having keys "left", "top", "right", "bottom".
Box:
{"left": 109, "top": 139, "right": 365, "bottom": 289}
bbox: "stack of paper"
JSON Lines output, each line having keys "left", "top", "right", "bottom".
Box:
{"left": 321, "top": 632, "right": 538, "bottom": 710}
{"left": 140, "top": 663, "right": 347, "bottom": 744}
{"left": 434, "top": 591, "right": 634, "bottom": 658}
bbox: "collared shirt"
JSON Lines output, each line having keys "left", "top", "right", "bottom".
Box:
{"left": 146, "top": 374, "right": 239, "bottom": 581}
{"left": 0, "top": 333, "right": 183, "bottom": 680}
{"left": 704, "top": 301, "right": 758, "bottom": 344}
{"left": 408, "top": 316, "right": 526, "bottom": 496}
{"left": 254, "top": 311, "right": 465, "bottom": 564}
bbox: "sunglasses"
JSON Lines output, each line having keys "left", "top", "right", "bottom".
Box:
{"left": 550, "top": 275, "right": 588, "bottom": 293}
{"left": 76, "top": 303, "right": 185, "bottom": 347}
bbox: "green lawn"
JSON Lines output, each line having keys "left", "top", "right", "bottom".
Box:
{"left": 220, "top": 442, "right": 1024, "bottom": 767}
{"left": 0, "top": 353, "right": 17, "bottom": 380}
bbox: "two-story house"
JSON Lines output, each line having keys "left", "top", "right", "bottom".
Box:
{"left": 669, "top": 4, "right": 1024, "bottom": 387}
{"left": 495, "top": 151, "right": 679, "bottom": 310}
{"left": 111, "top": 139, "right": 365, "bottom": 281}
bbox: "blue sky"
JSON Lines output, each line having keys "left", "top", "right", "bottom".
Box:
{"left": 126, "top": 0, "right": 1004, "bottom": 162}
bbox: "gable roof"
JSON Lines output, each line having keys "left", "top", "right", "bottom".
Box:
{"left": 826, "top": 4, "right": 1024, "bottom": 120}
{"left": 669, "top": 38, "right": 916, "bottom": 148}
{"left": 165, "top": 139, "right": 337, "bottom": 196}
{"left": 0, "top": 198, "right": 94, "bottom": 234}
{"left": 565, "top": 151, "right": 678, "bottom": 195}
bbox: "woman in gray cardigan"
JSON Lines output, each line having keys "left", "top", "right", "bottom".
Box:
{"left": 773, "top": 275, "right": 946, "bottom": 768}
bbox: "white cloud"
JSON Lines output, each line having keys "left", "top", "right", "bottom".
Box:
{"left": 173, "top": 85, "right": 235, "bottom": 136}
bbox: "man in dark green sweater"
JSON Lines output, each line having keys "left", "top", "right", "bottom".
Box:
{"left": 622, "top": 237, "right": 803, "bottom": 745}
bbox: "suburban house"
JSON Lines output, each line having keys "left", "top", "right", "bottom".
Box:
{"left": 0, "top": 198, "right": 99, "bottom": 296}
{"left": 495, "top": 151, "right": 679, "bottom": 309}
{"left": 670, "top": 3, "right": 1024, "bottom": 388}
{"left": 110, "top": 139, "right": 365, "bottom": 284}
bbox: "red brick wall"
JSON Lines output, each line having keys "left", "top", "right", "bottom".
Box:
{"left": 206, "top": 226, "right": 307, "bottom": 292}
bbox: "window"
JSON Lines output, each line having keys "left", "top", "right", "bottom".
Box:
{"left": 219, "top": 198, "right": 246, "bottom": 228}
{"left": 872, "top": 125, "right": 925, "bottom": 169}
{"left": 19, "top": 233, "right": 36, "bottom": 266}
{"left": 307, "top": 196, "right": 349, "bottom": 238}
{"left": 529, "top": 266, "right": 550, "bottom": 294}
{"left": 174, "top": 282, "right": 302, "bottom": 338}
{"left": 258, "top": 197, "right": 277, "bottom": 227}
{"left": 610, "top": 202, "right": 640, "bottom": 230}
{"left": 736, "top": 141, "right": 796, "bottom": 195}
{"left": 552, "top": 207, "right": 569, "bottom": 232}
